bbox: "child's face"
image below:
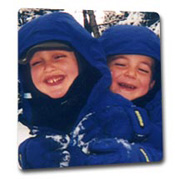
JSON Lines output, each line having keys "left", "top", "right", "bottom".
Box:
{"left": 30, "top": 50, "right": 79, "bottom": 99}
{"left": 108, "top": 55, "right": 155, "bottom": 101}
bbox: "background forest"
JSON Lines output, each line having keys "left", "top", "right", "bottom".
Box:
{"left": 18, "top": 9, "right": 160, "bottom": 37}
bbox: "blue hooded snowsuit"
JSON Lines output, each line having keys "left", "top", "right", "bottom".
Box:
{"left": 18, "top": 12, "right": 162, "bottom": 169}
{"left": 68, "top": 25, "right": 162, "bottom": 166}
{"left": 98, "top": 25, "right": 162, "bottom": 150}
{"left": 92, "top": 25, "right": 162, "bottom": 163}
{"left": 18, "top": 12, "right": 112, "bottom": 169}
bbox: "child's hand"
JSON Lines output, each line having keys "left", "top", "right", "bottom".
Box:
{"left": 18, "top": 135, "right": 70, "bottom": 169}
{"left": 71, "top": 112, "right": 102, "bottom": 154}
{"left": 85, "top": 138, "right": 163, "bottom": 165}
{"left": 69, "top": 137, "right": 153, "bottom": 166}
{"left": 84, "top": 138, "right": 151, "bottom": 165}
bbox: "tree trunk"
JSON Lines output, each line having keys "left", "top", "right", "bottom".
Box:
{"left": 87, "top": 10, "right": 100, "bottom": 38}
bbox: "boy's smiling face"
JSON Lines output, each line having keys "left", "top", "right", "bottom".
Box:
{"left": 108, "top": 55, "right": 155, "bottom": 101}
{"left": 30, "top": 50, "right": 79, "bottom": 99}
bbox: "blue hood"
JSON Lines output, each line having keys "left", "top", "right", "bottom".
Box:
{"left": 18, "top": 12, "right": 112, "bottom": 129}
{"left": 98, "top": 25, "right": 162, "bottom": 122}
{"left": 98, "top": 25, "right": 160, "bottom": 62}
{"left": 19, "top": 12, "right": 109, "bottom": 76}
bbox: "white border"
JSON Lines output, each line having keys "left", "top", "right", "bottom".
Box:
{"left": 1, "top": 0, "right": 175, "bottom": 178}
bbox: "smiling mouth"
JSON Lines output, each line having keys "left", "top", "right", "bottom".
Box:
{"left": 44, "top": 75, "right": 65, "bottom": 86}
{"left": 118, "top": 82, "right": 137, "bottom": 90}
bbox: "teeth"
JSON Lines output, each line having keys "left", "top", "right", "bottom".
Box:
{"left": 48, "top": 79, "right": 53, "bottom": 83}
{"left": 47, "top": 78, "right": 60, "bottom": 84}
{"left": 119, "top": 83, "right": 136, "bottom": 89}
{"left": 53, "top": 79, "right": 58, "bottom": 83}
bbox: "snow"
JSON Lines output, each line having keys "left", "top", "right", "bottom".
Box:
{"left": 59, "top": 151, "right": 70, "bottom": 167}
{"left": 118, "top": 12, "right": 145, "bottom": 26}
{"left": 72, "top": 112, "right": 94, "bottom": 139}
{"left": 64, "top": 9, "right": 84, "bottom": 26}
{"left": 94, "top": 10, "right": 105, "bottom": 24}
{"left": 17, "top": 122, "right": 34, "bottom": 145}
{"left": 45, "top": 134, "right": 70, "bottom": 150}
{"left": 115, "top": 138, "right": 131, "bottom": 150}
{"left": 71, "top": 112, "right": 95, "bottom": 154}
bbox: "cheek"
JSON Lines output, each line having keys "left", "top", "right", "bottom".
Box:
{"left": 69, "top": 70, "right": 78, "bottom": 81}
{"left": 30, "top": 69, "right": 41, "bottom": 87}
{"left": 110, "top": 68, "right": 120, "bottom": 80}
{"left": 109, "top": 68, "right": 120, "bottom": 91}
{"left": 140, "top": 76, "right": 152, "bottom": 91}
{"left": 70, "top": 60, "right": 79, "bottom": 75}
{"left": 66, "top": 63, "right": 79, "bottom": 80}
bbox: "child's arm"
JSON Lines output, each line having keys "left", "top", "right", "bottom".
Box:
{"left": 18, "top": 131, "right": 70, "bottom": 169}
{"left": 70, "top": 104, "right": 162, "bottom": 165}
{"left": 68, "top": 137, "right": 162, "bottom": 166}
{"left": 85, "top": 138, "right": 162, "bottom": 164}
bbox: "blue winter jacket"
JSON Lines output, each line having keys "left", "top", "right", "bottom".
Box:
{"left": 18, "top": 13, "right": 162, "bottom": 169}
{"left": 98, "top": 25, "right": 162, "bottom": 151}
{"left": 69, "top": 25, "right": 163, "bottom": 166}
{"left": 18, "top": 12, "right": 113, "bottom": 169}
{"left": 69, "top": 27, "right": 163, "bottom": 165}
{"left": 18, "top": 12, "right": 111, "bottom": 130}
{"left": 94, "top": 25, "right": 163, "bottom": 161}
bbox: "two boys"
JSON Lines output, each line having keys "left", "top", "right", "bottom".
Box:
{"left": 18, "top": 12, "right": 162, "bottom": 169}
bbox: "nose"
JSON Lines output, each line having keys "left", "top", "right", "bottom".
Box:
{"left": 124, "top": 67, "right": 137, "bottom": 78}
{"left": 44, "top": 61, "right": 56, "bottom": 72}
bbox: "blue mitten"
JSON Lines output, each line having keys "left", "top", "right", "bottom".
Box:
{"left": 18, "top": 134, "right": 70, "bottom": 169}
{"left": 82, "top": 138, "right": 154, "bottom": 165}
{"left": 71, "top": 106, "right": 151, "bottom": 147}
{"left": 68, "top": 144, "right": 90, "bottom": 167}
{"left": 71, "top": 112, "right": 103, "bottom": 150}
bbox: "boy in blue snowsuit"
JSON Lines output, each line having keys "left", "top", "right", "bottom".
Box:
{"left": 99, "top": 25, "right": 162, "bottom": 152}
{"left": 18, "top": 12, "right": 162, "bottom": 169}
{"left": 18, "top": 11, "right": 113, "bottom": 169}
{"left": 69, "top": 25, "right": 162, "bottom": 166}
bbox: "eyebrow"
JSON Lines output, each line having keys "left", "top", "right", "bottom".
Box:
{"left": 140, "top": 61, "right": 152, "bottom": 68}
{"left": 107, "top": 55, "right": 128, "bottom": 64}
{"left": 108, "top": 55, "right": 127, "bottom": 61}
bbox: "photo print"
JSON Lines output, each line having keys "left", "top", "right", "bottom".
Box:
{"left": 18, "top": 8, "right": 162, "bottom": 170}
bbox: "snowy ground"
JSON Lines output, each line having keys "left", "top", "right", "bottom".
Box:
{"left": 17, "top": 122, "right": 33, "bottom": 145}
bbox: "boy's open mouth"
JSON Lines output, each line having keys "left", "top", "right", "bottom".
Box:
{"left": 118, "top": 82, "right": 137, "bottom": 90}
{"left": 44, "top": 75, "right": 65, "bottom": 86}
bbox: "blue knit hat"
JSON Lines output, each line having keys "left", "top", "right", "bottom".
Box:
{"left": 99, "top": 25, "right": 160, "bottom": 62}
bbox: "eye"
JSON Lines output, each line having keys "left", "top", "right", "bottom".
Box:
{"left": 30, "top": 60, "right": 42, "bottom": 67}
{"left": 114, "top": 63, "right": 126, "bottom": 67}
{"left": 138, "top": 68, "right": 149, "bottom": 73}
{"left": 54, "top": 55, "right": 66, "bottom": 60}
